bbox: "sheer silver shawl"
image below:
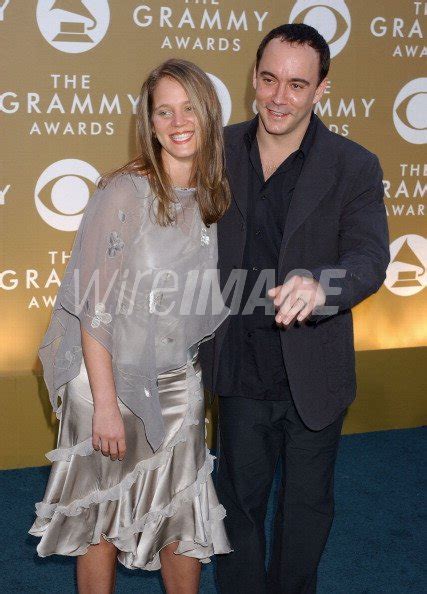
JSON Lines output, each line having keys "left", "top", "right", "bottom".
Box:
{"left": 39, "top": 173, "right": 228, "bottom": 452}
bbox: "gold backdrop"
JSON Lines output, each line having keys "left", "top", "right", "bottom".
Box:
{"left": 1, "top": 1, "right": 425, "bottom": 469}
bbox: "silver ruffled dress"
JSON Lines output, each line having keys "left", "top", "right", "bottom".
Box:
{"left": 29, "top": 173, "right": 232, "bottom": 569}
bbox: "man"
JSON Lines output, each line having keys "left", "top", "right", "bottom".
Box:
{"left": 199, "top": 24, "right": 390, "bottom": 594}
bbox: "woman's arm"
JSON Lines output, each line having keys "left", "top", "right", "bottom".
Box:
{"left": 81, "top": 326, "right": 126, "bottom": 461}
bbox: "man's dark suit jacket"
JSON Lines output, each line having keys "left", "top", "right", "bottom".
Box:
{"left": 200, "top": 114, "right": 390, "bottom": 430}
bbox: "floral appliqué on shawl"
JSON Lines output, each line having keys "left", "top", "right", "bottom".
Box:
{"left": 201, "top": 227, "right": 210, "bottom": 246}
{"left": 57, "top": 346, "right": 82, "bottom": 370}
{"left": 91, "top": 303, "right": 112, "bottom": 328}
{"left": 107, "top": 231, "right": 125, "bottom": 258}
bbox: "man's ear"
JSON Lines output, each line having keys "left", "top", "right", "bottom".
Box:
{"left": 252, "top": 65, "right": 257, "bottom": 90}
{"left": 313, "top": 78, "right": 329, "bottom": 105}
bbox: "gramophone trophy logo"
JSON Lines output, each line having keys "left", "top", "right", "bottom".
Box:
{"left": 36, "top": 0, "right": 110, "bottom": 53}
{"left": 385, "top": 234, "right": 427, "bottom": 296}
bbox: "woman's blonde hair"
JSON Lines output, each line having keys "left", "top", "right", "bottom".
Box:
{"left": 100, "top": 59, "right": 231, "bottom": 226}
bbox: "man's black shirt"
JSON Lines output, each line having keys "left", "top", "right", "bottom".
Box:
{"left": 216, "top": 114, "right": 317, "bottom": 400}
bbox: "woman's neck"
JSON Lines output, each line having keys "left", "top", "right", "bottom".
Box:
{"left": 162, "top": 150, "right": 194, "bottom": 188}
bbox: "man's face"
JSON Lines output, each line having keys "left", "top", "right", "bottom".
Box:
{"left": 253, "top": 38, "right": 327, "bottom": 138}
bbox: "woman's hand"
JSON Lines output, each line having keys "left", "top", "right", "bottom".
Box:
{"left": 80, "top": 326, "right": 126, "bottom": 461}
{"left": 92, "top": 403, "right": 126, "bottom": 461}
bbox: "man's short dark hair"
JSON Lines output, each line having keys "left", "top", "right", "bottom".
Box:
{"left": 256, "top": 23, "right": 330, "bottom": 85}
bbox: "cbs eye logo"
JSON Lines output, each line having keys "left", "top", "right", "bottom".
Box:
{"left": 289, "top": 0, "right": 351, "bottom": 58}
{"left": 36, "top": 0, "right": 110, "bottom": 54}
{"left": 35, "top": 159, "right": 100, "bottom": 231}
{"left": 393, "top": 78, "right": 427, "bottom": 145}
{"left": 207, "top": 73, "right": 232, "bottom": 126}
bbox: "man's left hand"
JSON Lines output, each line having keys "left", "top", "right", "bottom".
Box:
{"left": 268, "top": 275, "right": 326, "bottom": 326}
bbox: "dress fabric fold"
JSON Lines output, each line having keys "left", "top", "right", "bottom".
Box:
{"left": 30, "top": 356, "right": 231, "bottom": 569}
{"left": 29, "top": 174, "right": 232, "bottom": 569}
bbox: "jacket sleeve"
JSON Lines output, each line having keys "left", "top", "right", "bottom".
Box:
{"left": 309, "top": 153, "right": 390, "bottom": 318}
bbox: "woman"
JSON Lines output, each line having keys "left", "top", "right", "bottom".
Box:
{"left": 29, "top": 59, "right": 232, "bottom": 594}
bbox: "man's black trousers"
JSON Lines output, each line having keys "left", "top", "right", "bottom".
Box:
{"left": 215, "top": 395, "right": 344, "bottom": 594}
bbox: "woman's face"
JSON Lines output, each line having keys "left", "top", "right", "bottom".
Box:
{"left": 151, "top": 76, "right": 199, "bottom": 166}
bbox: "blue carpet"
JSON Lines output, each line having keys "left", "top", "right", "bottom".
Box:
{"left": 0, "top": 427, "right": 425, "bottom": 593}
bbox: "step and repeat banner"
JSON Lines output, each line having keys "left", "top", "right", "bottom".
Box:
{"left": 0, "top": 3, "right": 425, "bottom": 393}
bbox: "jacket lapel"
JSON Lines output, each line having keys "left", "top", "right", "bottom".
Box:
{"left": 279, "top": 121, "right": 337, "bottom": 262}
{"left": 225, "top": 131, "right": 251, "bottom": 221}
